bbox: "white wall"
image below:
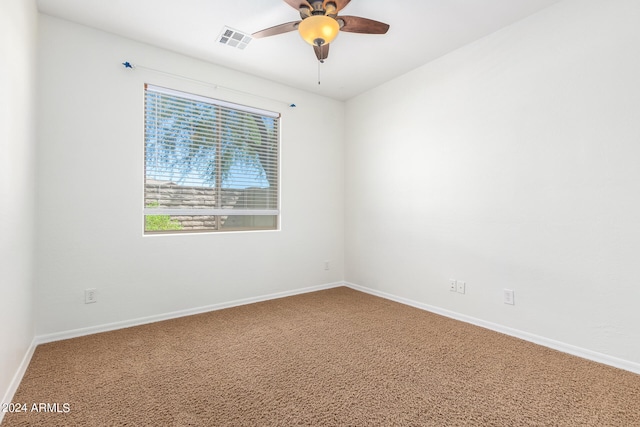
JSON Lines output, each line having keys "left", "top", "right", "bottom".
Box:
{"left": 345, "top": 0, "right": 640, "bottom": 365}
{"left": 35, "top": 15, "right": 344, "bottom": 335}
{"left": 0, "top": 0, "right": 37, "bottom": 407}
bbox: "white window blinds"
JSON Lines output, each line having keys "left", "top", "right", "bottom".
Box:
{"left": 144, "top": 84, "right": 280, "bottom": 233}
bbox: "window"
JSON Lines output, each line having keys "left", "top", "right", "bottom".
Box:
{"left": 144, "top": 84, "right": 280, "bottom": 234}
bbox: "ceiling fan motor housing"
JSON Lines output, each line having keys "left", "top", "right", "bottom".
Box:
{"left": 302, "top": 0, "right": 338, "bottom": 17}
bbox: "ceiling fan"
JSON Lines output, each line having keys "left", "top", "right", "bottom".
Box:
{"left": 252, "top": 0, "right": 390, "bottom": 63}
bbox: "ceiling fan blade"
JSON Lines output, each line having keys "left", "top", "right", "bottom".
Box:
{"left": 252, "top": 21, "right": 300, "bottom": 39}
{"left": 338, "top": 16, "right": 390, "bottom": 34}
{"left": 314, "top": 44, "right": 329, "bottom": 61}
{"left": 324, "top": 0, "right": 350, "bottom": 12}
{"left": 283, "top": 0, "right": 311, "bottom": 11}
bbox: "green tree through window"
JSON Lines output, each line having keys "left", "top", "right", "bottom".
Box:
{"left": 144, "top": 202, "right": 183, "bottom": 231}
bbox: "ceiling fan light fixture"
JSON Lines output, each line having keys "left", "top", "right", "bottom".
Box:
{"left": 298, "top": 15, "right": 339, "bottom": 46}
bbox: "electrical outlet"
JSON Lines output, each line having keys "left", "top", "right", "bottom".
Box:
{"left": 449, "top": 280, "right": 457, "bottom": 292}
{"left": 324, "top": 261, "right": 330, "bottom": 271}
{"left": 504, "top": 289, "right": 515, "bottom": 305}
{"left": 85, "top": 288, "right": 97, "bottom": 304}
{"left": 457, "top": 281, "right": 466, "bottom": 294}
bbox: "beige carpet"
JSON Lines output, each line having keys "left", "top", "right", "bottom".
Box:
{"left": 3, "top": 287, "right": 640, "bottom": 426}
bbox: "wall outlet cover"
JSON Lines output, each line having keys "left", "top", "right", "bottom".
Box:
{"left": 504, "top": 289, "right": 515, "bottom": 305}
{"left": 85, "top": 288, "right": 97, "bottom": 304}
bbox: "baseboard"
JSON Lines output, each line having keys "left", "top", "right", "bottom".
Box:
{"left": 36, "top": 282, "right": 344, "bottom": 345}
{"left": 9, "top": 278, "right": 635, "bottom": 420}
{"left": 344, "top": 282, "right": 640, "bottom": 375}
{"left": 0, "top": 338, "right": 38, "bottom": 425}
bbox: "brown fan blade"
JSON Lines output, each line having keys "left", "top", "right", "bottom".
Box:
{"left": 283, "top": 0, "right": 311, "bottom": 11}
{"left": 324, "top": 0, "right": 350, "bottom": 13}
{"left": 252, "top": 21, "right": 300, "bottom": 39}
{"left": 314, "top": 44, "right": 330, "bottom": 61}
{"left": 338, "top": 16, "right": 390, "bottom": 34}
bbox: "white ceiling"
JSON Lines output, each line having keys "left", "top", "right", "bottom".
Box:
{"left": 36, "top": 0, "right": 563, "bottom": 101}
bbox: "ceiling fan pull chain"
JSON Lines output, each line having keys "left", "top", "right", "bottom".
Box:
{"left": 318, "top": 59, "right": 321, "bottom": 85}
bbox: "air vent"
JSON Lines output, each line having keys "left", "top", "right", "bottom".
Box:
{"left": 218, "top": 27, "right": 252, "bottom": 50}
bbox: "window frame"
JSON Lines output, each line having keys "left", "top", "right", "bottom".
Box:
{"left": 143, "top": 84, "right": 281, "bottom": 235}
